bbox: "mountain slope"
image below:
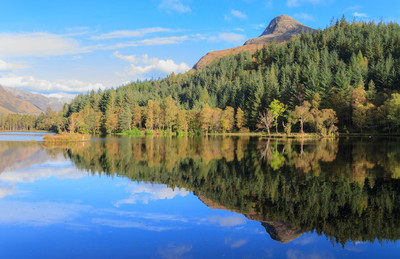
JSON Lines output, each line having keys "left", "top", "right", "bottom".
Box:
{"left": 244, "top": 15, "right": 315, "bottom": 45}
{"left": 4, "top": 87, "right": 64, "bottom": 112}
{"left": 193, "top": 15, "right": 315, "bottom": 70}
{"left": 0, "top": 85, "right": 42, "bottom": 115}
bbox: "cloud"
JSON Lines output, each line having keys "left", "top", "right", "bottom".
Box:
{"left": 114, "top": 183, "right": 190, "bottom": 206}
{"left": 218, "top": 33, "right": 245, "bottom": 44}
{"left": 0, "top": 201, "right": 89, "bottom": 226}
{"left": 158, "top": 0, "right": 191, "bottom": 14}
{"left": 287, "top": 0, "right": 324, "bottom": 7}
{"left": 0, "top": 59, "right": 27, "bottom": 71}
{"left": 353, "top": 12, "right": 368, "bottom": 18}
{"left": 0, "top": 75, "right": 106, "bottom": 94}
{"left": 159, "top": 244, "right": 193, "bottom": 259}
{"left": 209, "top": 215, "right": 246, "bottom": 227}
{"left": 102, "top": 36, "right": 188, "bottom": 50}
{"left": 92, "top": 27, "right": 172, "bottom": 40}
{"left": 114, "top": 52, "right": 190, "bottom": 78}
{"left": 225, "top": 9, "right": 247, "bottom": 21}
{"left": 0, "top": 32, "right": 89, "bottom": 58}
{"left": 294, "top": 13, "right": 316, "bottom": 21}
{"left": 231, "top": 239, "right": 248, "bottom": 248}
{"left": 265, "top": 0, "right": 273, "bottom": 9}
{"left": 92, "top": 218, "right": 175, "bottom": 231}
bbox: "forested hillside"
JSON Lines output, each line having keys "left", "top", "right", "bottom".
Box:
{"left": 64, "top": 18, "right": 400, "bottom": 135}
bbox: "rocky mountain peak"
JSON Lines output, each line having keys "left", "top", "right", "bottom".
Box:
{"left": 244, "top": 15, "right": 315, "bottom": 45}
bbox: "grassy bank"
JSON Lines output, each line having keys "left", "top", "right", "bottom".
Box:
{"left": 43, "top": 133, "right": 90, "bottom": 143}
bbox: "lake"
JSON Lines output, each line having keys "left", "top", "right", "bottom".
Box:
{"left": 0, "top": 134, "right": 399, "bottom": 258}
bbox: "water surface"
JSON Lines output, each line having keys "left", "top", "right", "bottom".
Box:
{"left": 0, "top": 134, "right": 400, "bottom": 258}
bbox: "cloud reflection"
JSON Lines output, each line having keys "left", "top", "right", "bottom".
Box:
{"left": 114, "top": 183, "right": 189, "bottom": 207}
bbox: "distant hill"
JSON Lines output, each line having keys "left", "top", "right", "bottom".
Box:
{"left": 4, "top": 87, "right": 65, "bottom": 112}
{"left": 0, "top": 85, "right": 65, "bottom": 115}
{"left": 193, "top": 15, "right": 315, "bottom": 70}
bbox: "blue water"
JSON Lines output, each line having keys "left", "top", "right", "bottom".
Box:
{"left": 0, "top": 132, "right": 53, "bottom": 141}
{"left": 0, "top": 134, "right": 399, "bottom": 258}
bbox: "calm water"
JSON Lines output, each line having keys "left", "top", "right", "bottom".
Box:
{"left": 0, "top": 134, "right": 400, "bottom": 258}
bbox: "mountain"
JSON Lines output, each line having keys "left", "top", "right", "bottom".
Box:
{"left": 244, "top": 15, "right": 315, "bottom": 45}
{"left": 4, "top": 87, "right": 65, "bottom": 112}
{"left": 0, "top": 85, "right": 66, "bottom": 115}
{"left": 0, "top": 85, "right": 42, "bottom": 115}
{"left": 193, "top": 15, "right": 315, "bottom": 70}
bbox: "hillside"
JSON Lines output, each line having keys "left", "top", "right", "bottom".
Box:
{"left": 4, "top": 87, "right": 64, "bottom": 112}
{"left": 0, "top": 85, "right": 42, "bottom": 115}
{"left": 193, "top": 15, "right": 314, "bottom": 70}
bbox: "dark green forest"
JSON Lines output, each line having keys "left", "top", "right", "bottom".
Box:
{"left": 62, "top": 18, "right": 400, "bottom": 135}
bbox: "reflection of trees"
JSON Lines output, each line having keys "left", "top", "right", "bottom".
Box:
{"left": 45, "top": 136, "right": 400, "bottom": 246}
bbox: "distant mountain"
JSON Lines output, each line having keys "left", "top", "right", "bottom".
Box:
{"left": 193, "top": 15, "right": 315, "bottom": 70}
{"left": 0, "top": 85, "right": 42, "bottom": 115}
{"left": 4, "top": 87, "right": 65, "bottom": 112}
{"left": 0, "top": 85, "right": 66, "bottom": 115}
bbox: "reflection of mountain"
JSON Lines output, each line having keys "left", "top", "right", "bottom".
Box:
{"left": 45, "top": 137, "right": 400, "bottom": 245}
{"left": 0, "top": 142, "right": 49, "bottom": 173}
{"left": 261, "top": 222, "right": 303, "bottom": 244}
{"left": 197, "top": 192, "right": 303, "bottom": 243}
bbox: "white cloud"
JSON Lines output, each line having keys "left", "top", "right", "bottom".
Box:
{"left": 353, "top": 12, "right": 368, "bottom": 18}
{"left": 158, "top": 0, "right": 191, "bottom": 13}
{"left": 287, "top": 0, "right": 324, "bottom": 7}
{"left": 294, "top": 13, "right": 316, "bottom": 21}
{"left": 92, "top": 27, "right": 172, "bottom": 40}
{"left": 101, "top": 36, "right": 188, "bottom": 50}
{"left": 0, "top": 32, "right": 89, "bottom": 58}
{"left": 92, "top": 218, "right": 175, "bottom": 231}
{"left": 230, "top": 9, "right": 247, "bottom": 19}
{"left": 0, "top": 75, "right": 106, "bottom": 94}
{"left": 114, "top": 52, "right": 190, "bottom": 78}
{"left": 225, "top": 9, "right": 247, "bottom": 21}
{"left": 218, "top": 33, "right": 245, "bottom": 44}
{"left": 114, "top": 183, "right": 189, "bottom": 206}
{"left": 0, "top": 59, "right": 27, "bottom": 71}
{"left": 209, "top": 215, "right": 246, "bottom": 227}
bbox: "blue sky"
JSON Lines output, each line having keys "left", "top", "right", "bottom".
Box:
{"left": 0, "top": 0, "right": 399, "bottom": 99}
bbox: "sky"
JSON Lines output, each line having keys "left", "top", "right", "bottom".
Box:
{"left": 0, "top": 0, "right": 399, "bottom": 99}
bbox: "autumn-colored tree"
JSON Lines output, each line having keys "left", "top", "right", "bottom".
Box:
{"left": 200, "top": 104, "right": 213, "bottom": 134}
{"left": 295, "top": 101, "right": 312, "bottom": 135}
{"left": 176, "top": 110, "right": 188, "bottom": 132}
{"left": 132, "top": 106, "right": 142, "bottom": 128}
{"left": 235, "top": 107, "right": 245, "bottom": 131}
{"left": 387, "top": 93, "right": 400, "bottom": 131}
{"left": 105, "top": 108, "right": 120, "bottom": 133}
{"left": 164, "top": 96, "right": 178, "bottom": 131}
{"left": 145, "top": 100, "right": 154, "bottom": 130}
{"left": 221, "top": 106, "right": 235, "bottom": 132}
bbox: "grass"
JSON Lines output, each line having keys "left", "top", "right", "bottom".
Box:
{"left": 43, "top": 133, "right": 91, "bottom": 143}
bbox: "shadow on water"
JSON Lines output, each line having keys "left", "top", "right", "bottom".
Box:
{"left": 3, "top": 136, "right": 400, "bottom": 246}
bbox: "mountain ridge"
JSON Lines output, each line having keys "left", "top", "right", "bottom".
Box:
{"left": 193, "top": 15, "right": 315, "bottom": 70}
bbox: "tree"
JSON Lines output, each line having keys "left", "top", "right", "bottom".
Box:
{"left": 119, "top": 107, "right": 132, "bottom": 132}
{"left": 145, "top": 100, "right": 155, "bottom": 130}
{"left": 200, "top": 104, "right": 213, "bottom": 134}
{"left": 387, "top": 93, "right": 400, "bottom": 131}
{"left": 164, "top": 96, "right": 178, "bottom": 131}
{"left": 221, "top": 106, "right": 235, "bottom": 132}
{"left": 257, "top": 110, "right": 274, "bottom": 135}
{"left": 269, "top": 99, "right": 286, "bottom": 133}
{"left": 132, "top": 106, "right": 142, "bottom": 128}
{"left": 176, "top": 110, "right": 188, "bottom": 132}
{"left": 235, "top": 107, "right": 245, "bottom": 131}
{"left": 295, "top": 101, "right": 312, "bottom": 135}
